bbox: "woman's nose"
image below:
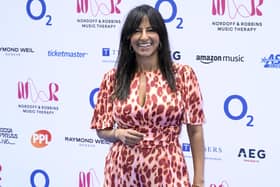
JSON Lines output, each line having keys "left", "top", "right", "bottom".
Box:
{"left": 139, "top": 30, "right": 149, "bottom": 40}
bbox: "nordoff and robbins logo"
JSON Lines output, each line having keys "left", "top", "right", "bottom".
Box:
{"left": 48, "top": 49, "right": 88, "bottom": 58}
{"left": 76, "top": 0, "right": 122, "bottom": 29}
{"left": 211, "top": 0, "right": 264, "bottom": 32}
{"left": 17, "top": 78, "right": 60, "bottom": 115}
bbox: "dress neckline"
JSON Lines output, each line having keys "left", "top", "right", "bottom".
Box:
{"left": 135, "top": 68, "right": 161, "bottom": 76}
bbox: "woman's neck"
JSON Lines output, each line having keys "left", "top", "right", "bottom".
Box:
{"left": 136, "top": 55, "right": 159, "bottom": 72}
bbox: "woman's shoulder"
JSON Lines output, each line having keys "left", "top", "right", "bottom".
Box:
{"left": 172, "top": 62, "right": 194, "bottom": 75}
{"left": 103, "top": 68, "right": 117, "bottom": 80}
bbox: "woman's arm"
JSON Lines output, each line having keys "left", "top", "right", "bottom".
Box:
{"left": 187, "top": 125, "right": 205, "bottom": 187}
{"left": 96, "top": 129, "right": 119, "bottom": 142}
{"left": 96, "top": 129, "right": 145, "bottom": 146}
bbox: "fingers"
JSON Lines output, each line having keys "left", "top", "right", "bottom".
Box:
{"left": 127, "top": 129, "right": 145, "bottom": 138}
{"left": 123, "top": 136, "right": 140, "bottom": 146}
{"left": 124, "top": 131, "right": 144, "bottom": 146}
{"left": 116, "top": 129, "right": 145, "bottom": 146}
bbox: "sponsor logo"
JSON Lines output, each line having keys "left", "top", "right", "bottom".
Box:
{"left": 102, "top": 48, "right": 110, "bottom": 57}
{"left": 26, "top": 0, "right": 53, "bottom": 26}
{"left": 31, "top": 130, "right": 52, "bottom": 148}
{"left": 172, "top": 51, "right": 181, "bottom": 60}
{"left": 212, "top": 0, "right": 264, "bottom": 18}
{"left": 89, "top": 88, "right": 100, "bottom": 109}
{"left": 211, "top": 21, "right": 262, "bottom": 32}
{"left": 0, "top": 127, "right": 19, "bottom": 145}
{"left": 210, "top": 180, "right": 229, "bottom": 187}
{"left": 196, "top": 54, "right": 244, "bottom": 64}
{"left": 65, "top": 136, "right": 110, "bottom": 148}
{"left": 48, "top": 49, "right": 88, "bottom": 58}
{"left": 101, "top": 48, "right": 181, "bottom": 63}
{"left": 30, "top": 169, "right": 50, "bottom": 187}
{"left": 76, "top": 0, "right": 122, "bottom": 29}
{"left": 79, "top": 168, "right": 101, "bottom": 187}
{"left": 0, "top": 164, "right": 2, "bottom": 186}
{"left": 224, "top": 95, "right": 254, "bottom": 127}
{"left": 101, "top": 48, "right": 118, "bottom": 63}
{"left": 238, "top": 147, "right": 266, "bottom": 163}
{"left": 17, "top": 78, "right": 59, "bottom": 115}
{"left": 182, "top": 143, "right": 223, "bottom": 161}
{"left": 261, "top": 54, "right": 280, "bottom": 68}
{"left": 211, "top": 0, "right": 264, "bottom": 32}
{"left": 155, "top": 0, "right": 184, "bottom": 29}
{"left": 0, "top": 46, "right": 35, "bottom": 57}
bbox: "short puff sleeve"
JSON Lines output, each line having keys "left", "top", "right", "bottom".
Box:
{"left": 181, "top": 65, "right": 205, "bottom": 125}
{"left": 91, "top": 69, "right": 115, "bottom": 129}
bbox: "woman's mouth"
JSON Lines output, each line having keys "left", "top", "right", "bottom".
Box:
{"left": 137, "top": 41, "right": 153, "bottom": 47}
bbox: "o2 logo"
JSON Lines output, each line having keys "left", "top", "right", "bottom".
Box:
{"left": 79, "top": 169, "right": 101, "bottom": 187}
{"left": 26, "top": 0, "right": 53, "bottom": 26}
{"left": 30, "top": 169, "right": 50, "bottom": 187}
{"left": 18, "top": 78, "right": 59, "bottom": 103}
{"left": 210, "top": 180, "right": 229, "bottom": 187}
{"left": 89, "top": 88, "right": 100, "bottom": 109}
{"left": 212, "top": 0, "right": 264, "bottom": 19}
{"left": 224, "top": 95, "right": 254, "bottom": 127}
{"left": 155, "top": 0, "right": 183, "bottom": 29}
{"left": 77, "top": 0, "right": 121, "bottom": 16}
{"left": 31, "top": 129, "right": 52, "bottom": 148}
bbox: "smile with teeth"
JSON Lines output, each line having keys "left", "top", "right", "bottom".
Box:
{"left": 137, "top": 41, "right": 153, "bottom": 47}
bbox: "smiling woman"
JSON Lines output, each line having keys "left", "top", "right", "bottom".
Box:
{"left": 91, "top": 4, "right": 205, "bottom": 187}
{"left": 130, "top": 16, "right": 160, "bottom": 60}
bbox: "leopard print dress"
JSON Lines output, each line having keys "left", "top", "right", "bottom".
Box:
{"left": 91, "top": 63, "right": 205, "bottom": 187}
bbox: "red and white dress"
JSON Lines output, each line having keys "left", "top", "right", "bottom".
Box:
{"left": 91, "top": 63, "right": 205, "bottom": 187}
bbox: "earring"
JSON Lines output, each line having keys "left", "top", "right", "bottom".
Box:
{"left": 129, "top": 44, "right": 134, "bottom": 53}
{"left": 158, "top": 42, "right": 162, "bottom": 50}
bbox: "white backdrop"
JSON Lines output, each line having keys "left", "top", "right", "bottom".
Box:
{"left": 0, "top": 0, "right": 279, "bottom": 186}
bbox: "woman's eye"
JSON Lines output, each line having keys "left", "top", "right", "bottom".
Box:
{"left": 147, "top": 27, "right": 157, "bottom": 32}
{"left": 134, "top": 28, "right": 156, "bottom": 33}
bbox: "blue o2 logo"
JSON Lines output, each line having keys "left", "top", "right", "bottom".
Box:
{"left": 155, "top": 0, "right": 183, "bottom": 29}
{"left": 30, "top": 169, "right": 50, "bottom": 187}
{"left": 89, "top": 88, "right": 100, "bottom": 108}
{"left": 26, "top": 0, "right": 53, "bottom": 26}
{"left": 224, "top": 95, "right": 254, "bottom": 127}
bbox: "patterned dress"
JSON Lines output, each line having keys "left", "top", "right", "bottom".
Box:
{"left": 91, "top": 63, "right": 205, "bottom": 187}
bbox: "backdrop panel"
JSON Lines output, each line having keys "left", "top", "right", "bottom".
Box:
{"left": 0, "top": 0, "right": 279, "bottom": 186}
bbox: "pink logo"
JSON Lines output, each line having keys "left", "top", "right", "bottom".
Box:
{"left": 210, "top": 180, "right": 229, "bottom": 187}
{"left": 79, "top": 169, "right": 101, "bottom": 187}
{"left": 0, "top": 164, "right": 2, "bottom": 184}
{"left": 17, "top": 78, "right": 59, "bottom": 103}
{"left": 77, "top": 0, "right": 121, "bottom": 16}
{"left": 212, "top": 0, "right": 264, "bottom": 19}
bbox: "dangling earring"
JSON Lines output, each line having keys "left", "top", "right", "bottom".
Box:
{"left": 129, "top": 44, "right": 134, "bottom": 53}
{"left": 158, "top": 42, "right": 162, "bottom": 50}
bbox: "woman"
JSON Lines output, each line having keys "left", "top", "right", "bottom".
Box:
{"left": 91, "top": 4, "right": 205, "bottom": 187}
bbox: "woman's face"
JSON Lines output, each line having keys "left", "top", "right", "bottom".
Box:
{"left": 130, "top": 16, "right": 160, "bottom": 58}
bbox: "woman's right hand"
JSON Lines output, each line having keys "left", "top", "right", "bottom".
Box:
{"left": 115, "top": 129, "right": 145, "bottom": 146}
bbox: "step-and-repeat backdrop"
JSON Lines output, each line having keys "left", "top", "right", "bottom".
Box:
{"left": 1, "top": 0, "right": 279, "bottom": 186}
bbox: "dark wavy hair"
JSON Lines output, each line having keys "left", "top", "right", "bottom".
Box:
{"left": 113, "top": 4, "right": 176, "bottom": 100}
